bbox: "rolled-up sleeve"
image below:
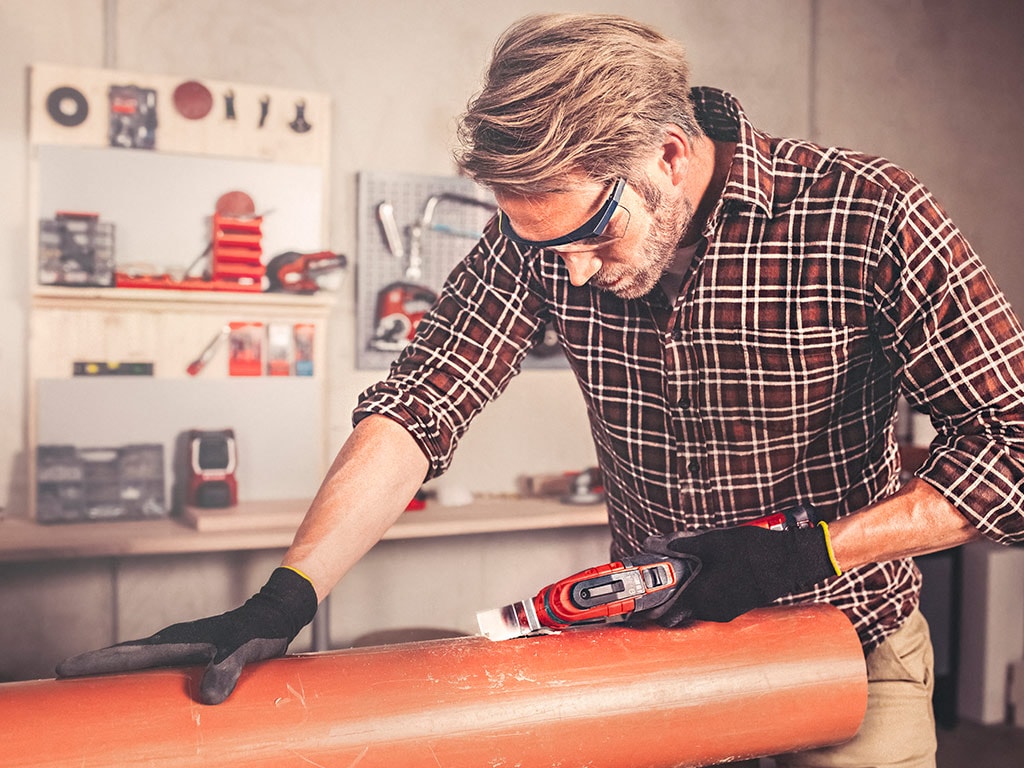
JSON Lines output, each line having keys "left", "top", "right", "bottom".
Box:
{"left": 875, "top": 175, "right": 1024, "bottom": 544}
{"left": 353, "top": 220, "right": 551, "bottom": 479}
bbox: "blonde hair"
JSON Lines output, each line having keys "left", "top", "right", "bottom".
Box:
{"left": 456, "top": 14, "right": 703, "bottom": 195}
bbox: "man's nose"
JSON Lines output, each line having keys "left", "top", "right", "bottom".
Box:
{"left": 559, "top": 251, "right": 602, "bottom": 286}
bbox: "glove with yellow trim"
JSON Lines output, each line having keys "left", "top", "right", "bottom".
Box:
{"left": 56, "top": 566, "right": 317, "bottom": 705}
{"left": 635, "top": 521, "right": 842, "bottom": 626}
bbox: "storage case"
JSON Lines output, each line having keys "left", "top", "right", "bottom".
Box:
{"left": 36, "top": 443, "right": 166, "bottom": 523}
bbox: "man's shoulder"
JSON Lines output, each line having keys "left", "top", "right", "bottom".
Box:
{"left": 693, "top": 88, "right": 923, "bottom": 211}
{"left": 772, "top": 136, "right": 920, "bottom": 196}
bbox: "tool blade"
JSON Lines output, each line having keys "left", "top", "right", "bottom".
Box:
{"left": 477, "top": 600, "right": 540, "bottom": 641}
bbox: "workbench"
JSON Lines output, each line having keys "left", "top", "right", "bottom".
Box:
{"left": 0, "top": 497, "right": 612, "bottom": 682}
{"left": 0, "top": 497, "right": 606, "bottom": 562}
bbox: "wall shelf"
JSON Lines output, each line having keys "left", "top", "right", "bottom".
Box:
{"left": 32, "top": 284, "right": 337, "bottom": 314}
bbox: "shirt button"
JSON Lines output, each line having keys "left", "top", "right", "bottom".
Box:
{"left": 687, "top": 458, "right": 701, "bottom": 474}
{"left": 678, "top": 394, "right": 691, "bottom": 409}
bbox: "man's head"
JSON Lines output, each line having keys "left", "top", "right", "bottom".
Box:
{"left": 455, "top": 13, "right": 702, "bottom": 195}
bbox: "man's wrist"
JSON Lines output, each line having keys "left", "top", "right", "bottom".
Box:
{"left": 261, "top": 567, "right": 319, "bottom": 635}
{"left": 818, "top": 522, "right": 842, "bottom": 576}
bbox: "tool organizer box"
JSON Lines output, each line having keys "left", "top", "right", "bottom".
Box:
{"left": 36, "top": 443, "right": 166, "bottom": 524}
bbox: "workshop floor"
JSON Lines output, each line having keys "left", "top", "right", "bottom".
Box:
{"left": 936, "top": 721, "right": 1024, "bottom": 767}
{"left": 750, "top": 721, "right": 1023, "bottom": 767}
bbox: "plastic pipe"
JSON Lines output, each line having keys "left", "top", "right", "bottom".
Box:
{"left": 2, "top": 605, "right": 866, "bottom": 768}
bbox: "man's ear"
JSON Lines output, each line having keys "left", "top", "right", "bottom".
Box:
{"left": 657, "top": 125, "right": 694, "bottom": 186}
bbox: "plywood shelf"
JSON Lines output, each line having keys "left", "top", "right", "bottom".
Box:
{"left": 32, "top": 284, "right": 337, "bottom": 315}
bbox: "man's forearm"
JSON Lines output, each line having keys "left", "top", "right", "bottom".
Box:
{"left": 829, "top": 477, "right": 982, "bottom": 571}
{"left": 282, "top": 415, "right": 430, "bottom": 602}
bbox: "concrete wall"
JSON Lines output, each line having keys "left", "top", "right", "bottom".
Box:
{"left": 1, "top": 0, "right": 1022, "bottom": 681}
{"left": 6, "top": 0, "right": 1022, "bottom": 509}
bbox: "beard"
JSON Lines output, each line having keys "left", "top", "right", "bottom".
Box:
{"left": 590, "top": 189, "right": 695, "bottom": 300}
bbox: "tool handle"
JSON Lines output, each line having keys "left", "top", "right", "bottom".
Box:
{"left": 186, "top": 326, "right": 230, "bottom": 376}
{"left": 533, "top": 554, "right": 693, "bottom": 629}
{"left": 741, "top": 505, "right": 818, "bottom": 532}
{"left": 376, "top": 202, "right": 405, "bottom": 260}
{"left": 405, "top": 229, "right": 423, "bottom": 281}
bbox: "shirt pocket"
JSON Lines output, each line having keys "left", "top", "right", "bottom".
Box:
{"left": 684, "top": 325, "right": 867, "bottom": 442}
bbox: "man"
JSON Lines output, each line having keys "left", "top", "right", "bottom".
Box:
{"left": 58, "top": 13, "right": 1024, "bottom": 767}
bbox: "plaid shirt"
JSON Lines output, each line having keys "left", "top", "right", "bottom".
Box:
{"left": 356, "top": 87, "right": 1024, "bottom": 651}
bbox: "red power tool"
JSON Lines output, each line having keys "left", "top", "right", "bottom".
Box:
{"left": 367, "top": 282, "right": 438, "bottom": 352}
{"left": 266, "top": 250, "right": 347, "bottom": 294}
{"left": 477, "top": 507, "right": 817, "bottom": 641}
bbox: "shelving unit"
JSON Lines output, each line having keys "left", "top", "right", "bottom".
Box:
{"left": 24, "top": 63, "right": 335, "bottom": 521}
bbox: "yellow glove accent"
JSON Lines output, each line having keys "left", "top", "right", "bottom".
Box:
{"left": 281, "top": 565, "right": 315, "bottom": 585}
{"left": 818, "top": 521, "right": 843, "bottom": 576}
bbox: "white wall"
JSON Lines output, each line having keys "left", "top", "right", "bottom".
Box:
{"left": 814, "top": 0, "right": 1024, "bottom": 312}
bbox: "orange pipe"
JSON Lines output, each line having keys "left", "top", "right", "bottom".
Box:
{"left": 3, "top": 605, "right": 866, "bottom": 768}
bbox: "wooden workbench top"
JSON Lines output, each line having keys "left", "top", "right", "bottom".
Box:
{"left": 0, "top": 497, "right": 607, "bottom": 563}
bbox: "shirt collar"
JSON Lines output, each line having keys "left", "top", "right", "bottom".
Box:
{"left": 690, "top": 86, "right": 775, "bottom": 216}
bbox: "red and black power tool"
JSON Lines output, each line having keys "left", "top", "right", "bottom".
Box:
{"left": 477, "top": 507, "right": 818, "bottom": 640}
{"left": 266, "top": 250, "right": 347, "bottom": 294}
{"left": 186, "top": 429, "right": 238, "bottom": 508}
{"left": 367, "top": 282, "right": 438, "bottom": 352}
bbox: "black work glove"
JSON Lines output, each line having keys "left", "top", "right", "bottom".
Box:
{"left": 56, "top": 566, "right": 317, "bottom": 704}
{"left": 635, "top": 523, "right": 841, "bottom": 627}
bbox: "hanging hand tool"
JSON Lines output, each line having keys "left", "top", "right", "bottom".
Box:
{"left": 289, "top": 99, "right": 311, "bottom": 133}
{"left": 258, "top": 95, "right": 270, "bottom": 128}
{"left": 186, "top": 325, "right": 230, "bottom": 376}
{"left": 376, "top": 201, "right": 405, "bottom": 261}
{"left": 409, "top": 193, "right": 496, "bottom": 270}
{"left": 477, "top": 507, "right": 817, "bottom": 641}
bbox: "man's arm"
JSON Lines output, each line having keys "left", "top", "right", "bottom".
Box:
{"left": 636, "top": 477, "right": 983, "bottom": 627}
{"left": 283, "top": 414, "right": 430, "bottom": 602}
{"left": 55, "top": 414, "right": 428, "bottom": 703}
{"left": 829, "top": 477, "right": 982, "bottom": 570}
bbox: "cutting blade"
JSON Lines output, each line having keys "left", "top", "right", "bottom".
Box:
{"left": 477, "top": 599, "right": 544, "bottom": 641}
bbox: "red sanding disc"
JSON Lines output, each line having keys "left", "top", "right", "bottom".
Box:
{"left": 215, "top": 190, "right": 256, "bottom": 216}
{"left": 173, "top": 80, "right": 213, "bottom": 120}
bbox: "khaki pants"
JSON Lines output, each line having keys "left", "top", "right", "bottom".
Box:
{"left": 730, "top": 608, "right": 937, "bottom": 768}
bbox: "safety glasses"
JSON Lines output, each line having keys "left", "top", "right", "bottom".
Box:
{"left": 497, "top": 178, "right": 631, "bottom": 253}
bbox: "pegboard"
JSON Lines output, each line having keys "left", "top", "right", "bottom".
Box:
{"left": 355, "top": 170, "right": 490, "bottom": 369}
{"left": 356, "top": 171, "right": 568, "bottom": 370}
